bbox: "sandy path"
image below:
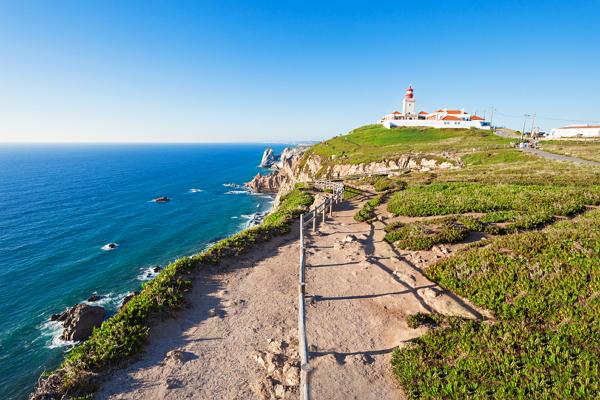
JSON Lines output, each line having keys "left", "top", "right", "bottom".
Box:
{"left": 304, "top": 201, "right": 485, "bottom": 400}
{"left": 97, "top": 227, "right": 302, "bottom": 400}
{"left": 97, "top": 198, "right": 484, "bottom": 400}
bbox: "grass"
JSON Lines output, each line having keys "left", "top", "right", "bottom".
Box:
{"left": 392, "top": 209, "right": 600, "bottom": 399}
{"left": 539, "top": 140, "right": 600, "bottom": 163}
{"left": 35, "top": 189, "right": 314, "bottom": 399}
{"left": 299, "top": 125, "right": 513, "bottom": 169}
{"left": 387, "top": 183, "right": 600, "bottom": 233}
{"left": 354, "top": 193, "right": 385, "bottom": 222}
{"left": 461, "top": 148, "right": 533, "bottom": 165}
{"left": 384, "top": 218, "right": 469, "bottom": 250}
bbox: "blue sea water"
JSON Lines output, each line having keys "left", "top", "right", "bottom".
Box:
{"left": 0, "top": 143, "right": 284, "bottom": 399}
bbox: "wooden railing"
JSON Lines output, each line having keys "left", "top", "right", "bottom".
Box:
{"left": 297, "top": 181, "right": 344, "bottom": 400}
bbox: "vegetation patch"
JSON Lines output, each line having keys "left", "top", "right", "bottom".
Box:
{"left": 299, "top": 125, "right": 513, "bottom": 169}
{"left": 392, "top": 209, "right": 600, "bottom": 399}
{"left": 33, "top": 189, "right": 314, "bottom": 399}
{"left": 461, "top": 148, "right": 533, "bottom": 165}
{"left": 354, "top": 194, "right": 385, "bottom": 222}
{"left": 387, "top": 182, "right": 600, "bottom": 233}
{"left": 539, "top": 140, "right": 600, "bottom": 163}
{"left": 384, "top": 218, "right": 469, "bottom": 250}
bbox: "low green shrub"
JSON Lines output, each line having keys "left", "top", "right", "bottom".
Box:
{"left": 40, "top": 188, "right": 314, "bottom": 398}
{"left": 392, "top": 209, "right": 600, "bottom": 399}
{"left": 354, "top": 194, "right": 385, "bottom": 222}
{"left": 384, "top": 219, "right": 469, "bottom": 250}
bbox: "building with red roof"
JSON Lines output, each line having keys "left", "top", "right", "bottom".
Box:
{"left": 379, "top": 85, "right": 491, "bottom": 130}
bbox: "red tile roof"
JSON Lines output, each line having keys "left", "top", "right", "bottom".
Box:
{"left": 442, "top": 115, "right": 462, "bottom": 121}
{"left": 392, "top": 111, "right": 402, "bottom": 114}
{"left": 470, "top": 115, "right": 485, "bottom": 121}
{"left": 418, "top": 111, "right": 429, "bottom": 115}
{"left": 446, "top": 110, "right": 465, "bottom": 114}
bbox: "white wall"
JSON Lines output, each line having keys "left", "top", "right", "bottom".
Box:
{"left": 382, "top": 119, "right": 491, "bottom": 130}
{"left": 548, "top": 127, "right": 600, "bottom": 139}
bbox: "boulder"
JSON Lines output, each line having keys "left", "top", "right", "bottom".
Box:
{"left": 60, "top": 303, "right": 105, "bottom": 341}
{"left": 86, "top": 294, "right": 105, "bottom": 302}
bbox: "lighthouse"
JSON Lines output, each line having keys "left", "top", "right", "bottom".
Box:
{"left": 402, "top": 85, "right": 416, "bottom": 115}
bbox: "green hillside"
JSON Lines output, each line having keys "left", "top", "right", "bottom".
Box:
{"left": 304, "top": 124, "right": 513, "bottom": 165}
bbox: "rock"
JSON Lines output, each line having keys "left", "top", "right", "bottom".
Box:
{"left": 50, "top": 310, "right": 69, "bottom": 322}
{"left": 163, "top": 377, "right": 182, "bottom": 389}
{"left": 283, "top": 364, "right": 300, "bottom": 386}
{"left": 60, "top": 303, "right": 105, "bottom": 341}
{"left": 423, "top": 288, "right": 441, "bottom": 299}
{"left": 152, "top": 265, "right": 162, "bottom": 273}
{"left": 245, "top": 171, "right": 286, "bottom": 193}
{"left": 86, "top": 294, "right": 104, "bottom": 302}
{"left": 274, "top": 384, "right": 287, "bottom": 398}
{"left": 343, "top": 234, "right": 357, "bottom": 243}
{"left": 259, "top": 148, "right": 276, "bottom": 168}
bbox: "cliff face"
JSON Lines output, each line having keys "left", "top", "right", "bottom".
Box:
{"left": 245, "top": 171, "right": 285, "bottom": 193}
{"left": 250, "top": 146, "right": 461, "bottom": 206}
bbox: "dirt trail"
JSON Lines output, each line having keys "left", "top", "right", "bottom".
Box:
{"left": 304, "top": 201, "right": 484, "bottom": 400}
{"left": 97, "top": 199, "right": 484, "bottom": 400}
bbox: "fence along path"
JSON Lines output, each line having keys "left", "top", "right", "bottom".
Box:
{"left": 297, "top": 180, "right": 345, "bottom": 400}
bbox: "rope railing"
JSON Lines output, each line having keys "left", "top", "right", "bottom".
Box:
{"left": 298, "top": 180, "right": 344, "bottom": 400}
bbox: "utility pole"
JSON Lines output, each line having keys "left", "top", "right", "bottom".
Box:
{"left": 490, "top": 107, "right": 495, "bottom": 128}
{"left": 530, "top": 113, "right": 537, "bottom": 139}
{"left": 521, "top": 114, "right": 530, "bottom": 142}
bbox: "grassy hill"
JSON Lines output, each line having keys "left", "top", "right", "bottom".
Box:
{"left": 334, "top": 124, "right": 600, "bottom": 399}
{"left": 304, "top": 124, "right": 513, "bottom": 165}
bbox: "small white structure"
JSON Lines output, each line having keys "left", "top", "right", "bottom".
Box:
{"left": 548, "top": 125, "right": 600, "bottom": 139}
{"left": 379, "top": 85, "right": 491, "bottom": 130}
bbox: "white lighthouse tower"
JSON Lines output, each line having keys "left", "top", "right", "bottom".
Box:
{"left": 402, "top": 85, "right": 416, "bottom": 115}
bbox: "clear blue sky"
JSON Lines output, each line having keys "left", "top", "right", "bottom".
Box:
{"left": 0, "top": 0, "right": 598, "bottom": 142}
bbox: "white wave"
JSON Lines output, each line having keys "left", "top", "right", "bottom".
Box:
{"left": 101, "top": 243, "right": 119, "bottom": 251}
{"left": 39, "top": 320, "right": 76, "bottom": 349}
{"left": 82, "top": 292, "right": 129, "bottom": 310}
{"left": 223, "top": 183, "right": 241, "bottom": 188}
{"left": 231, "top": 216, "right": 239, "bottom": 219}
{"left": 225, "top": 190, "right": 250, "bottom": 195}
{"left": 188, "top": 188, "right": 203, "bottom": 193}
{"left": 137, "top": 266, "right": 162, "bottom": 281}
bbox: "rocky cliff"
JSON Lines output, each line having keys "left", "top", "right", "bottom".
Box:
{"left": 245, "top": 170, "right": 286, "bottom": 193}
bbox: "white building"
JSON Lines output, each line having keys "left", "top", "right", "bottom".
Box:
{"left": 379, "top": 85, "right": 491, "bottom": 130}
{"left": 548, "top": 125, "right": 600, "bottom": 139}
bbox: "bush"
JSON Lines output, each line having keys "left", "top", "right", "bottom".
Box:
{"left": 384, "top": 219, "right": 469, "bottom": 250}
{"left": 354, "top": 194, "right": 385, "bottom": 222}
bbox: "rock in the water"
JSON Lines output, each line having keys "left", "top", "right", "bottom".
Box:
{"left": 259, "top": 148, "right": 276, "bottom": 168}
{"left": 86, "top": 294, "right": 104, "bottom": 302}
{"left": 60, "top": 303, "right": 105, "bottom": 341}
{"left": 152, "top": 265, "right": 162, "bottom": 273}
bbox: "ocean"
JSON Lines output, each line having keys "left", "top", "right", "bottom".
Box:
{"left": 0, "top": 143, "right": 284, "bottom": 399}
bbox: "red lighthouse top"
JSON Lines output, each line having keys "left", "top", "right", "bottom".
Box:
{"left": 405, "top": 85, "right": 414, "bottom": 99}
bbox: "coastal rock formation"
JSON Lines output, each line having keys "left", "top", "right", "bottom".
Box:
{"left": 60, "top": 303, "right": 106, "bottom": 341}
{"left": 259, "top": 148, "right": 276, "bottom": 168}
{"left": 245, "top": 171, "right": 285, "bottom": 193}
